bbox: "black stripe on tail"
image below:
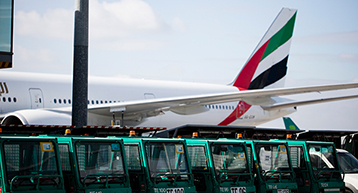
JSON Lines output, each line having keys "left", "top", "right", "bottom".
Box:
{"left": 248, "top": 56, "right": 288, "bottom": 89}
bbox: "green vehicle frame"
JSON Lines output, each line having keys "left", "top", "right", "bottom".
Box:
{"left": 0, "top": 136, "right": 65, "bottom": 193}
{"left": 238, "top": 140, "right": 298, "bottom": 193}
{"left": 55, "top": 136, "right": 132, "bottom": 193}
{"left": 120, "top": 137, "right": 197, "bottom": 193}
{"left": 186, "top": 138, "right": 256, "bottom": 193}
{"left": 282, "top": 140, "right": 345, "bottom": 193}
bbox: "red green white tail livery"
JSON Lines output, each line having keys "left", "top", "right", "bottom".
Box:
{"left": 233, "top": 8, "right": 297, "bottom": 90}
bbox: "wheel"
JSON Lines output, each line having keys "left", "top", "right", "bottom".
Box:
{"left": 345, "top": 188, "right": 353, "bottom": 193}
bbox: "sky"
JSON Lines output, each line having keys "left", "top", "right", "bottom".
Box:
{"left": 6, "top": 0, "right": 358, "bottom": 131}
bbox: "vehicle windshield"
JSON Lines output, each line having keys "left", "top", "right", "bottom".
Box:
{"left": 145, "top": 142, "right": 189, "bottom": 182}
{"left": 4, "top": 141, "right": 60, "bottom": 186}
{"left": 211, "top": 144, "right": 250, "bottom": 182}
{"left": 308, "top": 144, "right": 341, "bottom": 179}
{"left": 256, "top": 144, "right": 293, "bottom": 179}
{"left": 75, "top": 142, "right": 126, "bottom": 184}
{"left": 337, "top": 151, "right": 358, "bottom": 173}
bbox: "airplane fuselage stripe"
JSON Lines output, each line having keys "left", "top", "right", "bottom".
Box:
{"left": 218, "top": 101, "right": 252, "bottom": 125}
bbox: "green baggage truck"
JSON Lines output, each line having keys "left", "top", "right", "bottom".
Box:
{"left": 284, "top": 140, "right": 345, "bottom": 193}
{"left": 240, "top": 140, "right": 298, "bottom": 193}
{"left": 186, "top": 138, "right": 256, "bottom": 193}
{"left": 55, "top": 136, "right": 132, "bottom": 193}
{"left": 120, "top": 137, "right": 197, "bottom": 193}
{"left": 0, "top": 136, "right": 65, "bottom": 193}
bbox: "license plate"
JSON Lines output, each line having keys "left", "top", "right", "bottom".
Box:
{"left": 277, "top": 189, "right": 289, "bottom": 193}
{"left": 231, "top": 187, "right": 246, "bottom": 193}
{"left": 167, "top": 188, "right": 184, "bottom": 193}
{"left": 324, "top": 188, "right": 340, "bottom": 192}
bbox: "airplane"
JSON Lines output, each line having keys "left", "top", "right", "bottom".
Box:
{"left": 283, "top": 117, "right": 300, "bottom": 131}
{"left": 0, "top": 8, "right": 358, "bottom": 128}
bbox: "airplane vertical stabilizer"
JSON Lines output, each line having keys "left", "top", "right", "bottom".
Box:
{"left": 232, "top": 8, "right": 297, "bottom": 90}
{"left": 283, "top": 117, "right": 300, "bottom": 130}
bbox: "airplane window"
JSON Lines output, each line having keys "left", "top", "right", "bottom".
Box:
{"left": 3, "top": 97, "right": 5, "bottom": 102}
{"left": 114, "top": 101, "right": 116, "bottom": 103}
{"left": 219, "top": 106, "right": 221, "bottom": 109}
{"left": 39, "top": 98, "right": 42, "bottom": 103}
{"left": 59, "top": 99, "right": 62, "bottom": 104}
{"left": 87, "top": 100, "right": 89, "bottom": 104}
{"left": 8, "top": 97, "right": 11, "bottom": 102}
{"left": 13, "top": 97, "right": 16, "bottom": 103}
{"left": 105, "top": 101, "right": 107, "bottom": 104}
{"left": 100, "top": 100, "right": 103, "bottom": 104}
{"left": 69, "top": 99, "right": 71, "bottom": 104}
{"left": 109, "top": 101, "right": 112, "bottom": 103}
{"left": 91, "top": 100, "right": 94, "bottom": 104}
{"left": 64, "top": 99, "right": 66, "bottom": 104}
{"left": 54, "top": 99, "right": 57, "bottom": 104}
{"left": 96, "top": 100, "right": 99, "bottom": 104}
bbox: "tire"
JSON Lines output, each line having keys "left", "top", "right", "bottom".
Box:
{"left": 345, "top": 188, "right": 354, "bottom": 193}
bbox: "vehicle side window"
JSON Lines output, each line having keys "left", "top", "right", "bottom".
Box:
{"left": 289, "top": 146, "right": 306, "bottom": 169}
{"left": 124, "top": 145, "right": 142, "bottom": 170}
{"left": 187, "top": 145, "right": 207, "bottom": 170}
{"left": 58, "top": 144, "right": 72, "bottom": 171}
{"left": 246, "top": 145, "right": 254, "bottom": 173}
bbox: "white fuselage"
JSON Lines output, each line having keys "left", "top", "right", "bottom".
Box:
{"left": 0, "top": 71, "right": 295, "bottom": 128}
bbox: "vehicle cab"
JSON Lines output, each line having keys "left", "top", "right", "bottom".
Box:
{"left": 186, "top": 138, "right": 255, "bottom": 193}
{"left": 336, "top": 149, "right": 358, "bottom": 193}
{"left": 284, "top": 140, "right": 345, "bottom": 193}
{"left": 120, "top": 137, "right": 197, "bottom": 193}
{"left": 241, "top": 140, "right": 298, "bottom": 193}
{"left": 55, "top": 136, "right": 131, "bottom": 193}
{"left": 0, "top": 136, "right": 65, "bottom": 193}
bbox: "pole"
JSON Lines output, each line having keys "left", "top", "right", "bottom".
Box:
{"left": 72, "top": 0, "right": 88, "bottom": 128}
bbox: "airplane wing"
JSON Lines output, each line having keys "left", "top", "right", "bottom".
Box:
{"left": 262, "top": 95, "right": 358, "bottom": 111}
{"left": 88, "top": 82, "right": 358, "bottom": 119}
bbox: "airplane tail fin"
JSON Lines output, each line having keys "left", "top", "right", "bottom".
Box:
{"left": 283, "top": 117, "right": 300, "bottom": 130}
{"left": 232, "top": 8, "right": 297, "bottom": 90}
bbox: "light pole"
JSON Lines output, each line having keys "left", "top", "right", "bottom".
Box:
{"left": 72, "top": 0, "right": 89, "bottom": 128}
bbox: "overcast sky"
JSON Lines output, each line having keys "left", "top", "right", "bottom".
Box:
{"left": 7, "top": 0, "right": 358, "bottom": 131}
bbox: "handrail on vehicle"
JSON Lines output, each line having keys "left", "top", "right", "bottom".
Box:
{"left": 82, "top": 173, "right": 129, "bottom": 188}
{"left": 262, "top": 170, "right": 295, "bottom": 183}
{"left": 316, "top": 169, "right": 344, "bottom": 180}
{"left": 218, "top": 171, "right": 254, "bottom": 185}
{"left": 153, "top": 172, "right": 193, "bottom": 185}
{"left": 10, "top": 174, "right": 63, "bottom": 191}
